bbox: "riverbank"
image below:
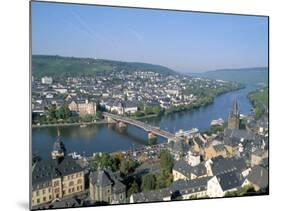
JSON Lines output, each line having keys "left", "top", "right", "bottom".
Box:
{"left": 32, "top": 119, "right": 108, "bottom": 128}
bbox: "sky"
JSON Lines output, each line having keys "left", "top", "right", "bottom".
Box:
{"left": 32, "top": 2, "right": 268, "bottom": 72}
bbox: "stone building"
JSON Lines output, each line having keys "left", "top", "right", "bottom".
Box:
{"left": 89, "top": 169, "right": 126, "bottom": 204}
{"left": 68, "top": 99, "right": 96, "bottom": 117}
{"left": 31, "top": 133, "right": 85, "bottom": 208}
{"left": 228, "top": 98, "right": 240, "bottom": 129}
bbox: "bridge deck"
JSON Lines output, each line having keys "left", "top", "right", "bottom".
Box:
{"left": 103, "top": 112, "right": 181, "bottom": 142}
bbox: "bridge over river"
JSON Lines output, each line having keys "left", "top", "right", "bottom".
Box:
{"left": 103, "top": 112, "right": 182, "bottom": 142}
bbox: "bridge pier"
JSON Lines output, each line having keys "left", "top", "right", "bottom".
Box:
{"left": 117, "top": 121, "right": 127, "bottom": 128}
{"left": 105, "top": 116, "right": 116, "bottom": 123}
{"left": 148, "top": 132, "right": 157, "bottom": 140}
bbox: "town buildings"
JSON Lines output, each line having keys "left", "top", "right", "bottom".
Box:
{"left": 32, "top": 132, "right": 85, "bottom": 208}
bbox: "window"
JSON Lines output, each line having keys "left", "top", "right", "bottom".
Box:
{"left": 69, "top": 181, "right": 74, "bottom": 187}
{"left": 68, "top": 189, "right": 71, "bottom": 194}
{"left": 48, "top": 188, "right": 51, "bottom": 193}
{"left": 42, "top": 189, "right": 45, "bottom": 194}
{"left": 72, "top": 187, "right": 75, "bottom": 192}
{"left": 49, "top": 195, "right": 52, "bottom": 200}
{"left": 77, "top": 179, "right": 82, "bottom": 184}
{"left": 54, "top": 188, "right": 60, "bottom": 193}
{"left": 54, "top": 181, "right": 60, "bottom": 187}
{"left": 36, "top": 191, "right": 39, "bottom": 196}
{"left": 43, "top": 197, "right": 46, "bottom": 202}
{"left": 37, "top": 199, "right": 40, "bottom": 204}
{"left": 77, "top": 186, "right": 79, "bottom": 191}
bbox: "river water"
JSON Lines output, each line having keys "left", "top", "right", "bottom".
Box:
{"left": 32, "top": 85, "right": 256, "bottom": 160}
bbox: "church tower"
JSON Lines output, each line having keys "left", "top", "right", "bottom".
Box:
{"left": 228, "top": 98, "right": 240, "bottom": 129}
{"left": 51, "top": 128, "right": 66, "bottom": 159}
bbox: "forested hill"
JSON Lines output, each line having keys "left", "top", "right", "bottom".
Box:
{"left": 32, "top": 55, "right": 177, "bottom": 77}
{"left": 187, "top": 67, "right": 268, "bottom": 85}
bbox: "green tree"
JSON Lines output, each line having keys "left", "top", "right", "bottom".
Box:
{"left": 120, "top": 160, "right": 139, "bottom": 176}
{"left": 159, "top": 149, "right": 174, "bottom": 173}
{"left": 127, "top": 180, "right": 139, "bottom": 197}
{"left": 56, "top": 106, "right": 71, "bottom": 119}
{"left": 141, "top": 174, "right": 157, "bottom": 192}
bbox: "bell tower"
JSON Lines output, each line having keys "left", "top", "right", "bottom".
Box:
{"left": 228, "top": 98, "right": 240, "bottom": 129}
{"left": 51, "top": 128, "right": 66, "bottom": 159}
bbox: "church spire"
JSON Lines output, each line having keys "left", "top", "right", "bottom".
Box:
{"left": 231, "top": 97, "right": 239, "bottom": 116}
{"left": 228, "top": 98, "right": 240, "bottom": 129}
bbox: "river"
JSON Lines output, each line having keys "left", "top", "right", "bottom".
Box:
{"left": 32, "top": 85, "right": 256, "bottom": 160}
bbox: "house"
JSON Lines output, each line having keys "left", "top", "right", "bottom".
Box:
{"left": 130, "top": 188, "right": 171, "bottom": 203}
{"left": 204, "top": 143, "right": 228, "bottom": 160}
{"left": 173, "top": 160, "right": 193, "bottom": 181}
{"left": 207, "top": 170, "right": 243, "bottom": 197}
{"left": 170, "top": 177, "right": 211, "bottom": 199}
{"left": 41, "top": 76, "right": 53, "bottom": 85}
{"left": 111, "top": 100, "right": 124, "bottom": 115}
{"left": 224, "top": 129, "right": 256, "bottom": 154}
{"left": 89, "top": 169, "right": 126, "bottom": 204}
{"left": 243, "top": 165, "right": 268, "bottom": 191}
{"left": 251, "top": 150, "right": 269, "bottom": 167}
{"left": 173, "top": 160, "right": 207, "bottom": 181}
{"left": 205, "top": 156, "right": 247, "bottom": 176}
{"left": 167, "top": 140, "right": 189, "bottom": 160}
{"left": 190, "top": 135, "right": 207, "bottom": 155}
{"left": 123, "top": 101, "right": 138, "bottom": 114}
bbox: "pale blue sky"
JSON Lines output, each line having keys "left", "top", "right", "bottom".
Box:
{"left": 32, "top": 1, "right": 268, "bottom": 72}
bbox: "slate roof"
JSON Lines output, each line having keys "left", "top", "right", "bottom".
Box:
{"left": 131, "top": 188, "right": 171, "bottom": 203}
{"left": 191, "top": 163, "right": 207, "bottom": 177}
{"left": 213, "top": 144, "right": 226, "bottom": 152}
{"left": 247, "top": 165, "right": 268, "bottom": 189}
{"left": 32, "top": 156, "right": 83, "bottom": 190}
{"left": 170, "top": 177, "right": 211, "bottom": 195}
{"left": 224, "top": 129, "right": 255, "bottom": 142}
{"left": 89, "top": 169, "right": 125, "bottom": 194}
{"left": 211, "top": 156, "right": 247, "bottom": 175}
{"left": 173, "top": 160, "right": 192, "bottom": 177}
{"left": 216, "top": 170, "right": 243, "bottom": 192}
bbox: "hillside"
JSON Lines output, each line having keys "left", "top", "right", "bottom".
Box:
{"left": 32, "top": 55, "right": 177, "bottom": 77}
{"left": 187, "top": 67, "right": 268, "bottom": 85}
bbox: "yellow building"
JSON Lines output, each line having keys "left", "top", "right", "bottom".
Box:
{"left": 204, "top": 144, "right": 228, "bottom": 160}
{"left": 32, "top": 135, "right": 85, "bottom": 209}
{"left": 68, "top": 99, "right": 96, "bottom": 117}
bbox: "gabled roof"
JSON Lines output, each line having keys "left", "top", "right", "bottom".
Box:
{"left": 90, "top": 170, "right": 112, "bottom": 187}
{"left": 89, "top": 169, "right": 126, "bottom": 193}
{"left": 170, "top": 177, "right": 211, "bottom": 193}
{"left": 131, "top": 188, "right": 171, "bottom": 203}
{"left": 211, "top": 156, "right": 247, "bottom": 175}
{"left": 191, "top": 163, "right": 207, "bottom": 177}
{"left": 216, "top": 170, "right": 243, "bottom": 192}
{"left": 247, "top": 165, "right": 268, "bottom": 189}
{"left": 173, "top": 160, "right": 192, "bottom": 177}
{"left": 32, "top": 156, "right": 83, "bottom": 190}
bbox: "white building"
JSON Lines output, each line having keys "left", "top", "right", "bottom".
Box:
{"left": 207, "top": 171, "right": 242, "bottom": 197}
{"left": 41, "top": 76, "right": 53, "bottom": 84}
